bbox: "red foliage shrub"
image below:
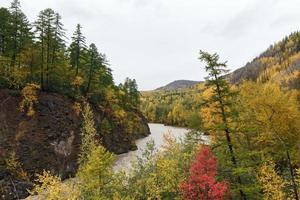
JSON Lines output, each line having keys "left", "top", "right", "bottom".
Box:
{"left": 180, "top": 147, "right": 229, "bottom": 200}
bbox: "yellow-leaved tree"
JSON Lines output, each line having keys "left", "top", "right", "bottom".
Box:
{"left": 258, "top": 161, "right": 286, "bottom": 200}
{"left": 239, "top": 81, "right": 300, "bottom": 199}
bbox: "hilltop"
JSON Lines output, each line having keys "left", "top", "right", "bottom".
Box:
{"left": 155, "top": 80, "right": 202, "bottom": 91}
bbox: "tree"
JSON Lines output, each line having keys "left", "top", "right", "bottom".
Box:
{"left": 51, "top": 13, "right": 66, "bottom": 70}
{"left": 8, "top": 0, "right": 32, "bottom": 68}
{"left": 0, "top": 8, "right": 12, "bottom": 56}
{"left": 239, "top": 82, "right": 300, "bottom": 200}
{"left": 180, "top": 147, "right": 229, "bottom": 200}
{"left": 199, "top": 50, "right": 246, "bottom": 199}
{"left": 85, "top": 43, "right": 107, "bottom": 95}
{"left": 29, "top": 170, "right": 80, "bottom": 200}
{"left": 78, "top": 103, "right": 97, "bottom": 164}
{"left": 119, "top": 78, "right": 140, "bottom": 109}
{"left": 76, "top": 103, "right": 122, "bottom": 199}
{"left": 35, "top": 8, "right": 60, "bottom": 90}
{"left": 69, "top": 24, "right": 86, "bottom": 76}
{"left": 258, "top": 162, "right": 286, "bottom": 200}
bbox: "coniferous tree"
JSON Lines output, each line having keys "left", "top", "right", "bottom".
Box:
{"left": 85, "top": 43, "right": 106, "bottom": 95}
{"left": 0, "top": 8, "right": 12, "bottom": 56}
{"left": 51, "top": 13, "right": 66, "bottom": 69}
{"left": 35, "top": 8, "right": 55, "bottom": 90}
{"left": 69, "top": 24, "right": 86, "bottom": 76}
{"left": 199, "top": 50, "right": 247, "bottom": 199}
{"left": 120, "top": 78, "right": 140, "bottom": 109}
{"left": 8, "top": 0, "right": 32, "bottom": 68}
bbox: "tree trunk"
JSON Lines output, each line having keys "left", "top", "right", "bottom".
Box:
{"left": 214, "top": 74, "right": 247, "bottom": 200}
{"left": 287, "top": 150, "right": 299, "bottom": 200}
{"left": 40, "top": 30, "right": 44, "bottom": 91}
{"left": 46, "top": 27, "right": 50, "bottom": 90}
{"left": 75, "top": 40, "right": 80, "bottom": 76}
{"left": 86, "top": 56, "right": 93, "bottom": 96}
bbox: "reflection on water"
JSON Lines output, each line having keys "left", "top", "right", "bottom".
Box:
{"left": 114, "top": 123, "right": 190, "bottom": 172}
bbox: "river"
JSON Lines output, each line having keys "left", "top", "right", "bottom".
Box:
{"left": 114, "top": 123, "right": 190, "bottom": 171}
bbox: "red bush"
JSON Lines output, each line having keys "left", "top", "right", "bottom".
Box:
{"left": 180, "top": 147, "right": 229, "bottom": 200}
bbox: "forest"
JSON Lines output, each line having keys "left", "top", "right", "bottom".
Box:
{"left": 2, "top": 0, "right": 300, "bottom": 199}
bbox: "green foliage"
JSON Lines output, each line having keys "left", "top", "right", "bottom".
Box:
{"left": 29, "top": 170, "right": 80, "bottom": 200}
{"left": 141, "top": 84, "right": 204, "bottom": 128}
{"left": 77, "top": 145, "right": 117, "bottom": 200}
{"left": 78, "top": 103, "right": 97, "bottom": 165}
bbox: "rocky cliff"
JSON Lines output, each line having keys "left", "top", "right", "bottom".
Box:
{"left": 0, "top": 89, "right": 150, "bottom": 199}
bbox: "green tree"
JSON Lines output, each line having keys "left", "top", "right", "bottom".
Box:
{"left": 8, "top": 0, "right": 32, "bottom": 68}
{"left": 120, "top": 78, "right": 140, "bottom": 109}
{"left": 78, "top": 103, "right": 97, "bottom": 164}
{"left": 69, "top": 24, "right": 86, "bottom": 76}
{"left": 35, "top": 8, "right": 59, "bottom": 90}
{"left": 0, "top": 8, "right": 12, "bottom": 56}
{"left": 199, "top": 50, "right": 247, "bottom": 199}
{"left": 85, "top": 43, "right": 108, "bottom": 95}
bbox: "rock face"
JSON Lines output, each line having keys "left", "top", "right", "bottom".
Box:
{"left": 0, "top": 89, "right": 150, "bottom": 199}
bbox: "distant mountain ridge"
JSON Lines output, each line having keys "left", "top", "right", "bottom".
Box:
{"left": 155, "top": 80, "right": 202, "bottom": 91}
{"left": 153, "top": 31, "right": 300, "bottom": 92}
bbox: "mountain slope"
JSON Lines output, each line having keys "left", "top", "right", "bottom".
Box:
{"left": 142, "top": 31, "right": 300, "bottom": 128}
{"left": 228, "top": 31, "right": 300, "bottom": 89}
{"left": 155, "top": 80, "right": 202, "bottom": 91}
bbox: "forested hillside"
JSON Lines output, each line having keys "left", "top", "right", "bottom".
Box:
{"left": 229, "top": 31, "right": 300, "bottom": 88}
{"left": 139, "top": 45, "right": 300, "bottom": 199}
{"left": 142, "top": 31, "right": 300, "bottom": 128}
{"left": 2, "top": 0, "right": 300, "bottom": 200}
{"left": 0, "top": 1, "right": 150, "bottom": 199}
{"left": 155, "top": 80, "right": 202, "bottom": 91}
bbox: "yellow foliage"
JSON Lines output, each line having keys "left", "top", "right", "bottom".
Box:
{"left": 19, "top": 83, "right": 40, "bottom": 117}
{"left": 258, "top": 161, "right": 286, "bottom": 200}
{"left": 72, "top": 102, "right": 81, "bottom": 116}
{"left": 5, "top": 151, "right": 29, "bottom": 181}
{"left": 71, "top": 76, "right": 84, "bottom": 87}
{"left": 29, "top": 170, "right": 80, "bottom": 200}
{"left": 239, "top": 82, "right": 300, "bottom": 156}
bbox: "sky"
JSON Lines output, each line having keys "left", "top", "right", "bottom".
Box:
{"left": 1, "top": 0, "right": 300, "bottom": 90}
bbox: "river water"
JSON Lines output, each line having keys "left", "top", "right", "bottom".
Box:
{"left": 114, "top": 123, "right": 190, "bottom": 171}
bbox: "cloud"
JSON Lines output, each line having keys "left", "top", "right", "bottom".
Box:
{"left": 1, "top": 0, "right": 300, "bottom": 90}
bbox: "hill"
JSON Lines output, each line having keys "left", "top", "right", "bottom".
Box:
{"left": 228, "top": 31, "right": 300, "bottom": 88}
{"left": 142, "top": 31, "right": 300, "bottom": 128}
{"left": 155, "top": 80, "right": 202, "bottom": 91}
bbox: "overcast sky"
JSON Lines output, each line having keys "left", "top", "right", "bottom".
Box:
{"left": 1, "top": 0, "right": 300, "bottom": 90}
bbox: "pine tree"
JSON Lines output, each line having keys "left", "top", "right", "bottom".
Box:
{"left": 85, "top": 43, "right": 107, "bottom": 95}
{"left": 8, "top": 0, "right": 32, "bottom": 68}
{"left": 51, "top": 13, "right": 66, "bottom": 70}
{"left": 35, "top": 8, "right": 55, "bottom": 90}
{"left": 69, "top": 24, "right": 86, "bottom": 76}
{"left": 0, "top": 8, "right": 12, "bottom": 56}
{"left": 120, "top": 78, "right": 140, "bottom": 109}
{"left": 199, "top": 50, "right": 246, "bottom": 199}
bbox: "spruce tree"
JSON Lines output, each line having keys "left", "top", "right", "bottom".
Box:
{"left": 0, "top": 8, "right": 12, "bottom": 56}
{"left": 51, "top": 13, "right": 66, "bottom": 70}
{"left": 69, "top": 24, "right": 86, "bottom": 76}
{"left": 35, "top": 8, "right": 55, "bottom": 90}
{"left": 8, "top": 0, "right": 32, "bottom": 68}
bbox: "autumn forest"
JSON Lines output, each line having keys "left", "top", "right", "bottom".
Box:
{"left": 1, "top": 0, "right": 300, "bottom": 200}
